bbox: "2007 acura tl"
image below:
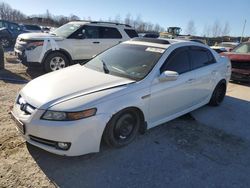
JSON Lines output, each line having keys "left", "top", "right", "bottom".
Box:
{"left": 11, "top": 38, "right": 231, "bottom": 156}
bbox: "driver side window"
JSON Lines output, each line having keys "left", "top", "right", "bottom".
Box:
{"left": 160, "top": 47, "right": 191, "bottom": 74}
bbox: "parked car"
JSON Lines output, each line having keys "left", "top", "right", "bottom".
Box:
{"left": 11, "top": 38, "right": 231, "bottom": 156}
{"left": 19, "top": 24, "right": 42, "bottom": 33}
{"left": 41, "top": 26, "right": 50, "bottom": 33}
{"left": 211, "top": 42, "right": 239, "bottom": 53}
{"left": 0, "top": 20, "right": 26, "bottom": 47}
{"left": 138, "top": 32, "right": 159, "bottom": 38}
{"left": 221, "top": 42, "right": 250, "bottom": 82}
{"left": 14, "top": 21, "right": 138, "bottom": 72}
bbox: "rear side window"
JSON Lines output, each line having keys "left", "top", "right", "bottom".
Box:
{"left": 124, "top": 29, "right": 138, "bottom": 38}
{"left": 24, "top": 25, "right": 41, "bottom": 30}
{"left": 190, "top": 47, "right": 215, "bottom": 69}
{"left": 100, "top": 27, "right": 122, "bottom": 39}
{"left": 161, "top": 47, "right": 190, "bottom": 74}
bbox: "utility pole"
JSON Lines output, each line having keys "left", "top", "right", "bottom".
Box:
{"left": 240, "top": 19, "right": 247, "bottom": 43}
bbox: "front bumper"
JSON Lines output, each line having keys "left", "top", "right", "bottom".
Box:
{"left": 11, "top": 103, "right": 110, "bottom": 156}
{"left": 15, "top": 49, "right": 42, "bottom": 68}
{"left": 231, "top": 68, "right": 250, "bottom": 82}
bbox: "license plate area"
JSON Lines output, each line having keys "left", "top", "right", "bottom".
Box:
{"left": 10, "top": 111, "right": 25, "bottom": 134}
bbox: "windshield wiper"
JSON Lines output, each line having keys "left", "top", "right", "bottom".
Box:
{"left": 101, "top": 60, "right": 109, "bottom": 74}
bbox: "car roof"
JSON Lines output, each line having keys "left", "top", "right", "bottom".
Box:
{"left": 68, "top": 21, "right": 133, "bottom": 28}
{"left": 124, "top": 37, "right": 191, "bottom": 49}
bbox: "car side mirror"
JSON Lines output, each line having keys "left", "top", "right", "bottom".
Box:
{"left": 159, "top": 70, "right": 179, "bottom": 82}
{"left": 77, "top": 33, "right": 85, "bottom": 39}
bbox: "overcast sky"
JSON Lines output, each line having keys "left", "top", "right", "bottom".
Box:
{"left": 4, "top": 0, "right": 250, "bottom": 36}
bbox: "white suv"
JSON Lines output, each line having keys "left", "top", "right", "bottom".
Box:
{"left": 14, "top": 21, "right": 138, "bottom": 72}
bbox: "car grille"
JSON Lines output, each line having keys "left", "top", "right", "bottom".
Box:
{"left": 231, "top": 61, "right": 250, "bottom": 70}
{"left": 29, "top": 135, "right": 57, "bottom": 147}
{"left": 15, "top": 38, "right": 27, "bottom": 52}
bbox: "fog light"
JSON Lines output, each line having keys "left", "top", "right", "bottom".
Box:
{"left": 57, "top": 142, "right": 71, "bottom": 150}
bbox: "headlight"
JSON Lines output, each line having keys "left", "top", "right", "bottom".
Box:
{"left": 41, "top": 108, "right": 97, "bottom": 121}
{"left": 26, "top": 41, "right": 44, "bottom": 50}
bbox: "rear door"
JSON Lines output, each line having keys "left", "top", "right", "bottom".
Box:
{"left": 189, "top": 46, "right": 217, "bottom": 104}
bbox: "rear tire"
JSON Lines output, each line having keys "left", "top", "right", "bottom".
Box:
{"left": 44, "top": 52, "right": 69, "bottom": 72}
{"left": 209, "top": 81, "right": 226, "bottom": 106}
{"left": 103, "top": 109, "right": 141, "bottom": 148}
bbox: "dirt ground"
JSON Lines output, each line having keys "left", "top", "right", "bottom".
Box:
{"left": 0, "top": 56, "right": 250, "bottom": 188}
{"left": 0, "top": 57, "right": 54, "bottom": 187}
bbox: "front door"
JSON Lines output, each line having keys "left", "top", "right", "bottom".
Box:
{"left": 69, "top": 25, "right": 123, "bottom": 60}
{"left": 149, "top": 47, "right": 196, "bottom": 127}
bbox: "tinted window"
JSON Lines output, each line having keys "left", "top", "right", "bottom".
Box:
{"left": 9, "top": 23, "right": 20, "bottom": 31}
{"left": 100, "top": 27, "right": 122, "bottom": 39}
{"left": 161, "top": 47, "right": 190, "bottom": 74}
{"left": 84, "top": 26, "right": 100, "bottom": 39}
{"left": 190, "top": 47, "right": 214, "bottom": 69}
{"left": 24, "top": 25, "right": 41, "bottom": 30}
{"left": 124, "top": 29, "right": 138, "bottom": 38}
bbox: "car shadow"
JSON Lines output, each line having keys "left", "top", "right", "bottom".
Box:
{"left": 27, "top": 95, "right": 250, "bottom": 188}
{"left": 0, "top": 68, "right": 29, "bottom": 84}
{"left": 26, "top": 67, "right": 44, "bottom": 79}
{"left": 229, "top": 80, "right": 250, "bottom": 87}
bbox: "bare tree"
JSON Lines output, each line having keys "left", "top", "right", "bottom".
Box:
{"left": 114, "top": 14, "right": 121, "bottom": 23}
{"left": 221, "top": 22, "right": 230, "bottom": 36}
{"left": 212, "top": 21, "right": 222, "bottom": 37}
{"left": 0, "top": 2, "right": 26, "bottom": 21}
{"left": 124, "top": 13, "right": 132, "bottom": 25}
{"left": 69, "top": 14, "right": 80, "bottom": 21}
{"left": 202, "top": 24, "right": 212, "bottom": 37}
{"left": 154, "top": 24, "right": 160, "bottom": 32}
{"left": 185, "top": 20, "right": 196, "bottom": 35}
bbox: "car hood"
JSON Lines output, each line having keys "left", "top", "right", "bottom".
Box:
{"left": 222, "top": 52, "right": 250, "bottom": 62}
{"left": 18, "top": 32, "right": 63, "bottom": 40}
{"left": 20, "top": 64, "right": 135, "bottom": 109}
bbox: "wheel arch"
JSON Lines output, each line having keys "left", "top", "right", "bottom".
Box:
{"left": 103, "top": 106, "right": 147, "bottom": 137}
{"left": 215, "top": 79, "right": 227, "bottom": 89}
{"left": 42, "top": 48, "right": 73, "bottom": 65}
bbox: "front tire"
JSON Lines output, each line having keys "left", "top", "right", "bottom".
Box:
{"left": 103, "top": 109, "right": 141, "bottom": 148}
{"left": 44, "top": 52, "right": 69, "bottom": 72}
{"left": 0, "top": 38, "right": 11, "bottom": 48}
{"left": 209, "top": 81, "right": 226, "bottom": 106}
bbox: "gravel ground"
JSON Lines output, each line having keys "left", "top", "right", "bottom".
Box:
{"left": 0, "top": 56, "right": 250, "bottom": 188}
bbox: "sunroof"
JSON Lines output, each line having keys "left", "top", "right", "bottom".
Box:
{"left": 131, "top": 37, "right": 170, "bottom": 45}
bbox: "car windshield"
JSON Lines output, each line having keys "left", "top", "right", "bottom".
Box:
{"left": 84, "top": 43, "right": 165, "bottom": 81}
{"left": 232, "top": 43, "right": 250, "bottom": 53}
{"left": 52, "top": 23, "right": 82, "bottom": 38}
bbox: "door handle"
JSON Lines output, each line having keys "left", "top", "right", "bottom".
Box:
{"left": 212, "top": 70, "right": 217, "bottom": 75}
{"left": 93, "top": 41, "right": 100, "bottom": 44}
{"left": 186, "top": 78, "right": 195, "bottom": 83}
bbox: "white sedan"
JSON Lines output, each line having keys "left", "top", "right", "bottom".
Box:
{"left": 11, "top": 38, "right": 231, "bottom": 156}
